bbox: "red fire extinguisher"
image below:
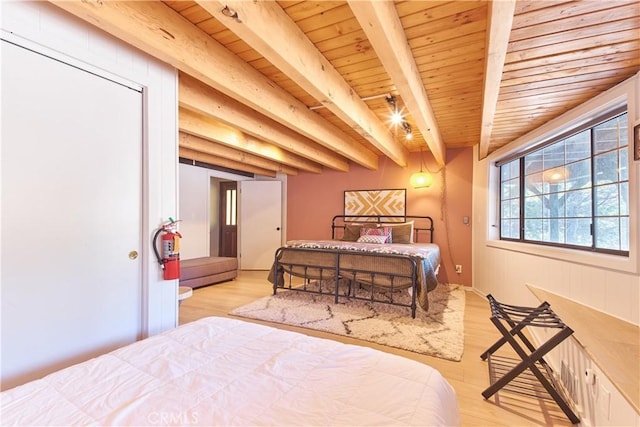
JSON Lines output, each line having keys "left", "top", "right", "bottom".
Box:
{"left": 153, "top": 218, "right": 182, "bottom": 280}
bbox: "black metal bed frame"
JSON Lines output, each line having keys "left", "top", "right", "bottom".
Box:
{"left": 330, "top": 214, "right": 435, "bottom": 243}
{"left": 272, "top": 215, "right": 435, "bottom": 318}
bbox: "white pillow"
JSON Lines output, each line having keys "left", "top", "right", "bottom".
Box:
{"left": 357, "top": 234, "right": 388, "bottom": 244}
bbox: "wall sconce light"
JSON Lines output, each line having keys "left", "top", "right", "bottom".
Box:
{"left": 410, "top": 149, "right": 433, "bottom": 189}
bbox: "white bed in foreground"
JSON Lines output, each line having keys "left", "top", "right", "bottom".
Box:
{"left": 0, "top": 317, "right": 459, "bottom": 426}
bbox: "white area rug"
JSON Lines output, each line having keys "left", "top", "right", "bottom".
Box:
{"left": 231, "top": 281, "right": 465, "bottom": 361}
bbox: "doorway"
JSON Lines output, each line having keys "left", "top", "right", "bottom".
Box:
{"left": 204, "top": 176, "right": 283, "bottom": 268}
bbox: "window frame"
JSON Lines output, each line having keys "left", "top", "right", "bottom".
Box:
{"left": 498, "top": 108, "right": 629, "bottom": 256}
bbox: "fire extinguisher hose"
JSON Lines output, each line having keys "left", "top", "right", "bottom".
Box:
{"left": 152, "top": 227, "right": 164, "bottom": 269}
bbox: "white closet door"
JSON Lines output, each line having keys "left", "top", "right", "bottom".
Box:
{"left": 239, "top": 180, "right": 282, "bottom": 269}
{"left": 1, "top": 40, "right": 143, "bottom": 388}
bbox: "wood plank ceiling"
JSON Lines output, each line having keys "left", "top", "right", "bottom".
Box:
{"left": 50, "top": 0, "right": 640, "bottom": 177}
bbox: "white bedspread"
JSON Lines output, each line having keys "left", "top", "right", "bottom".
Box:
{"left": 0, "top": 317, "right": 459, "bottom": 426}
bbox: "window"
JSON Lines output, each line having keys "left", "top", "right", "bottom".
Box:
{"left": 499, "top": 110, "right": 629, "bottom": 255}
{"left": 225, "top": 188, "right": 237, "bottom": 226}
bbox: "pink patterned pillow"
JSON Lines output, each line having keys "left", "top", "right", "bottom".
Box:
{"left": 359, "top": 226, "right": 392, "bottom": 243}
{"left": 357, "top": 235, "right": 388, "bottom": 244}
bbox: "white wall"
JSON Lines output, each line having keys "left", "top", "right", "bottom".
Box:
{"left": 178, "top": 163, "right": 287, "bottom": 261}
{"left": 1, "top": 2, "right": 179, "bottom": 339}
{"left": 472, "top": 74, "right": 640, "bottom": 425}
{"left": 178, "top": 164, "right": 247, "bottom": 260}
{"left": 179, "top": 163, "right": 211, "bottom": 259}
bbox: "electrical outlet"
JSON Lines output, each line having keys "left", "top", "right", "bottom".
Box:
{"left": 455, "top": 265, "right": 462, "bottom": 274}
{"left": 585, "top": 368, "right": 596, "bottom": 386}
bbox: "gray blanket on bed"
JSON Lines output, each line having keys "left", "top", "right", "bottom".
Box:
{"left": 268, "top": 240, "right": 440, "bottom": 312}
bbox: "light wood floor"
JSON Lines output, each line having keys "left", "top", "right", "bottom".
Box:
{"left": 179, "top": 271, "right": 574, "bottom": 427}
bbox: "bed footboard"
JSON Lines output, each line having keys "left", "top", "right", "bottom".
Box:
{"left": 270, "top": 247, "right": 341, "bottom": 302}
{"left": 270, "top": 247, "right": 421, "bottom": 317}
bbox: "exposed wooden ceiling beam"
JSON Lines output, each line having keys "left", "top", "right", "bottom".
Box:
{"left": 179, "top": 109, "right": 322, "bottom": 174}
{"left": 179, "top": 132, "right": 298, "bottom": 176}
{"left": 179, "top": 73, "right": 349, "bottom": 172}
{"left": 48, "top": 0, "right": 379, "bottom": 170}
{"left": 348, "top": 0, "right": 446, "bottom": 167}
{"left": 179, "top": 147, "right": 277, "bottom": 178}
{"left": 479, "top": 0, "right": 516, "bottom": 160}
{"left": 198, "top": 0, "right": 408, "bottom": 167}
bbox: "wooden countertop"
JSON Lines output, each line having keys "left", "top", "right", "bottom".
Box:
{"left": 527, "top": 285, "right": 639, "bottom": 414}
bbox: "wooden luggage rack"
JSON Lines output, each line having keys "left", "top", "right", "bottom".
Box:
{"left": 480, "top": 294, "right": 580, "bottom": 424}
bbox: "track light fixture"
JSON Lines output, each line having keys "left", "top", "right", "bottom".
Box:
{"left": 402, "top": 121, "right": 413, "bottom": 140}
{"left": 221, "top": 5, "right": 241, "bottom": 22}
{"left": 386, "top": 96, "right": 413, "bottom": 140}
{"left": 391, "top": 110, "right": 404, "bottom": 125}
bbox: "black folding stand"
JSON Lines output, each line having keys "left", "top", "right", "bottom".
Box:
{"left": 480, "top": 294, "right": 580, "bottom": 424}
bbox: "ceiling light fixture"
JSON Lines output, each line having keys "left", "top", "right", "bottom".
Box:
{"left": 410, "top": 148, "right": 433, "bottom": 189}
{"left": 386, "top": 96, "right": 413, "bottom": 141}
{"left": 544, "top": 167, "right": 569, "bottom": 182}
{"left": 221, "top": 5, "right": 240, "bottom": 21}
{"left": 402, "top": 121, "right": 413, "bottom": 140}
{"left": 386, "top": 96, "right": 403, "bottom": 125}
{"left": 386, "top": 95, "right": 398, "bottom": 113}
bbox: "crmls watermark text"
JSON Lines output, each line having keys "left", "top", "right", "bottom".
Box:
{"left": 147, "top": 411, "right": 199, "bottom": 425}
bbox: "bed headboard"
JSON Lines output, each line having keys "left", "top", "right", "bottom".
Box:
{"left": 331, "top": 215, "right": 435, "bottom": 243}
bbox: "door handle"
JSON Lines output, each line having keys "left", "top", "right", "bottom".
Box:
{"left": 276, "top": 227, "right": 281, "bottom": 231}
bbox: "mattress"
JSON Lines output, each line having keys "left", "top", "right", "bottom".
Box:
{"left": 0, "top": 317, "right": 459, "bottom": 426}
